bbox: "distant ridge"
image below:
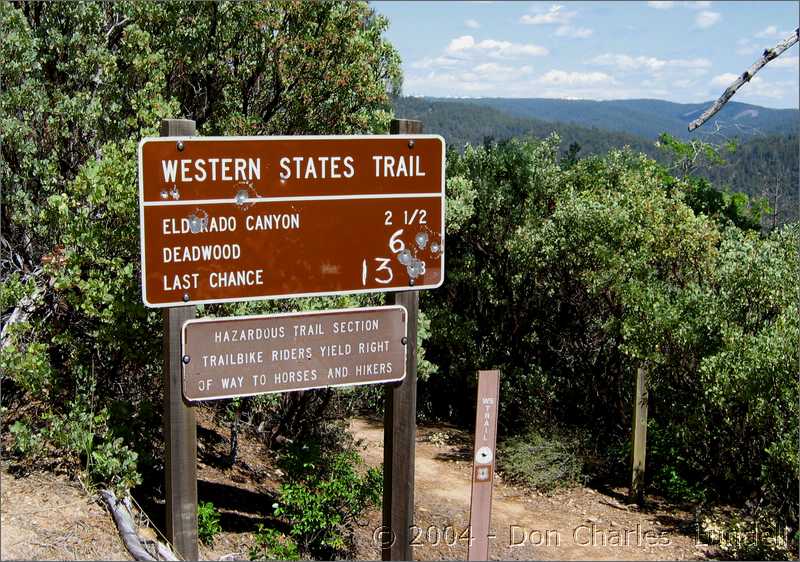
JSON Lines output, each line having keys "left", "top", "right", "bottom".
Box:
{"left": 400, "top": 96, "right": 799, "bottom": 141}
{"left": 392, "top": 96, "right": 659, "bottom": 157}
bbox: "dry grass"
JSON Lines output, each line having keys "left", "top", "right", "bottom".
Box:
{"left": 0, "top": 465, "right": 131, "bottom": 561}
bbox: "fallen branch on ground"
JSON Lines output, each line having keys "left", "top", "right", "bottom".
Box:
{"left": 100, "top": 489, "right": 179, "bottom": 561}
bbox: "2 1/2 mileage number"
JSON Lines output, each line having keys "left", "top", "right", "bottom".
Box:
{"left": 384, "top": 208, "right": 428, "bottom": 226}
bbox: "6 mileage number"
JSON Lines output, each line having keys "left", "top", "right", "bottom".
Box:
{"left": 361, "top": 206, "right": 442, "bottom": 287}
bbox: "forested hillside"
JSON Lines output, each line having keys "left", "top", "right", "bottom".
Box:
{"left": 699, "top": 134, "right": 799, "bottom": 227}
{"left": 393, "top": 96, "right": 659, "bottom": 158}
{"left": 394, "top": 96, "right": 799, "bottom": 225}
{"left": 430, "top": 97, "right": 799, "bottom": 141}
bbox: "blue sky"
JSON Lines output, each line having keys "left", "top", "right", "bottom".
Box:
{"left": 372, "top": 1, "right": 799, "bottom": 108}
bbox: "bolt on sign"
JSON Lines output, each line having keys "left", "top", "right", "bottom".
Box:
{"left": 181, "top": 306, "right": 407, "bottom": 401}
{"left": 138, "top": 135, "right": 445, "bottom": 307}
{"left": 468, "top": 370, "right": 501, "bottom": 561}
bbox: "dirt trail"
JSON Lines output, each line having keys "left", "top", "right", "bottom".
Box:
{"left": 0, "top": 413, "right": 711, "bottom": 561}
{"left": 350, "top": 418, "right": 709, "bottom": 561}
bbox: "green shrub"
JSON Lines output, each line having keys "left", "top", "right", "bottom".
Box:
{"left": 424, "top": 138, "right": 799, "bottom": 534}
{"left": 89, "top": 437, "right": 142, "bottom": 496}
{"left": 498, "top": 428, "right": 587, "bottom": 491}
{"left": 273, "top": 440, "right": 382, "bottom": 558}
{"left": 197, "top": 501, "right": 222, "bottom": 546}
{"left": 700, "top": 509, "right": 794, "bottom": 561}
{"left": 9, "top": 420, "right": 43, "bottom": 456}
{"left": 0, "top": 328, "right": 53, "bottom": 399}
{"left": 6, "top": 402, "right": 141, "bottom": 495}
{"left": 249, "top": 526, "right": 300, "bottom": 561}
{"left": 646, "top": 418, "right": 707, "bottom": 503}
{"left": 41, "top": 407, "right": 101, "bottom": 463}
{"left": 653, "top": 465, "right": 707, "bottom": 504}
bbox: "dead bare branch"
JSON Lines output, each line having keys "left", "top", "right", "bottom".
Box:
{"left": 689, "top": 28, "right": 798, "bottom": 132}
{"left": 1, "top": 281, "right": 42, "bottom": 350}
{"left": 100, "top": 490, "right": 180, "bottom": 561}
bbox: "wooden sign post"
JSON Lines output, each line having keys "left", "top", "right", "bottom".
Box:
{"left": 468, "top": 370, "right": 501, "bottom": 561}
{"left": 160, "top": 119, "right": 199, "bottom": 561}
{"left": 382, "top": 118, "right": 423, "bottom": 561}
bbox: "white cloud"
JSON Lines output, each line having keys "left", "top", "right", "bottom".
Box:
{"left": 520, "top": 4, "right": 576, "bottom": 25}
{"left": 649, "top": 1, "right": 721, "bottom": 16}
{"left": 736, "top": 38, "right": 757, "bottom": 56}
{"left": 769, "top": 55, "right": 799, "bottom": 69}
{"left": 471, "top": 62, "right": 534, "bottom": 81}
{"left": 756, "top": 25, "right": 779, "bottom": 38}
{"left": 736, "top": 27, "right": 795, "bottom": 57}
{"left": 404, "top": 71, "right": 499, "bottom": 94}
{"left": 521, "top": 5, "right": 591, "bottom": 38}
{"left": 591, "top": 53, "right": 712, "bottom": 73}
{"left": 465, "top": 18, "right": 480, "bottom": 29}
{"left": 695, "top": 10, "right": 720, "bottom": 29}
{"left": 474, "top": 62, "right": 513, "bottom": 73}
{"left": 410, "top": 56, "right": 460, "bottom": 70}
{"left": 555, "top": 25, "right": 593, "bottom": 38}
{"left": 539, "top": 70, "right": 615, "bottom": 86}
{"left": 446, "top": 35, "right": 549, "bottom": 57}
{"left": 710, "top": 73, "right": 740, "bottom": 87}
{"left": 755, "top": 25, "right": 793, "bottom": 39}
{"left": 402, "top": 4, "right": 796, "bottom": 106}
{"left": 403, "top": 68, "right": 686, "bottom": 100}
{"left": 672, "top": 57, "right": 713, "bottom": 69}
{"left": 651, "top": 1, "right": 713, "bottom": 9}
{"left": 447, "top": 35, "right": 476, "bottom": 52}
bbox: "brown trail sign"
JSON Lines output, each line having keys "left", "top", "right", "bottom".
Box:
{"left": 138, "top": 135, "right": 445, "bottom": 307}
{"left": 150, "top": 119, "right": 439, "bottom": 562}
{"left": 181, "top": 306, "right": 407, "bottom": 401}
{"left": 468, "top": 370, "right": 501, "bottom": 561}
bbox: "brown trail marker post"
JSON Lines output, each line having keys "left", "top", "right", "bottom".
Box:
{"left": 160, "top": 119, "right": 198, "bottom": 561}
{"left": 468, "top": 370, "right": 501, "bottom": 561}
{"left": 630, "top": 365, "right": 648, "bottom": 504}
{"left": 382, "top": 118, "right": 423, "bottom": 561}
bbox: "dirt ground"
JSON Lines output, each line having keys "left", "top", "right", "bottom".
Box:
{"left": 191, "top": 412, "right": 711, "bottom": 560}
{"left": 192, "top": 408, "right": 282, "bottom": 561}
{"left": 349, "top": 418, "right": 710, "bottom": 561}
{"left": 1, "top": 411, "right": 714, "bottom": 560}
{"left": 0, "top": 465, "right": 130, "bottom": 561}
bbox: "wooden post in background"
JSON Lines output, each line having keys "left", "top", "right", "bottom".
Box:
{"left": 382, "top": 118, "right": 423, "bottom": 561}
{"left": 160, "top": 118, "right": 199, "bottom": 561}
{"left": 468, "top": 370, "right": 500, "bottom": 561}
{"left": 630, "top": 365, "right": 648, "bottom": 505}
